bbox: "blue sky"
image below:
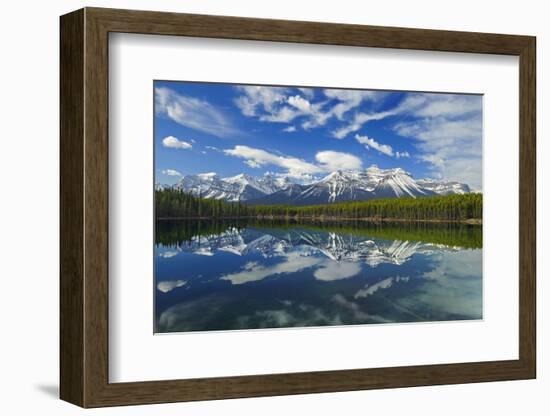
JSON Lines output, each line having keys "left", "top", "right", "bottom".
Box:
{"left": 155, "top": 81, "right": 483, "bottom": 189}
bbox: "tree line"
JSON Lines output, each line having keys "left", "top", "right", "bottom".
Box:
{"left": 155, "top": 189, "right": 482, "bottom": 221}
{"left": 156, "top": 189, "right": 250, "bottom": 218}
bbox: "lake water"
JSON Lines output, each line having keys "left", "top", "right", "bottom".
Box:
{"left": 155, "top": 220, "right": 482, "bottom": 333}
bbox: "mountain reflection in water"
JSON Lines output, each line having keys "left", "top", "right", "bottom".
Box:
{"left": 155, "top": 220, "right": 482, "bottom": 333}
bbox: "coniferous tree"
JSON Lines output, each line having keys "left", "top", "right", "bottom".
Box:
{"left": 155, "top": 189, "right": 482, "bottom": 221}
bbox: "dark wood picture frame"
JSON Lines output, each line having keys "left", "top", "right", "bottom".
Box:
{"left": 60, "top": 7, "right": 536, "bottom": 408}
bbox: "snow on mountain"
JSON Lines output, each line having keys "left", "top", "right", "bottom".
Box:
{"left": 172, "top": 172, "right": 239, "bottom": 201}
{"left": 223, "top": 173, "right": 275, "bottom": 196}
{"left": 416, "top": 179, "right": 471, "bottom": 195}
{"left": 172, "top": 172, "right": 292, "bottom": 202}
{"left": 265, "top": 174, "right": 292, "bottom": 192}
{"left": 372, "top": 167, "right": 434, "bottom": 199}
{"left": 155, "top": 183, "right": 169, "bottom": 191}
{"left": 250, "top": 166, "right": 439, "bottom": 205}
{"left": 165, "top": 165, "right": 472, "bottom": 204}
{"left": 223, "top": 173, "right": 294, "bottom": 195}
{"left": 249, "top": 183, "right": 308, "bottom": 205}
{"left": 297, "top": 170, "right": 375, "bottom": 204}
{"left": 175, "top": 226, "right": 461, "bottom": 268}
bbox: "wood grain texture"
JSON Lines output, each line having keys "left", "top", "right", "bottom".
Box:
{"left": 83, "top": 10, "right": 110, "bottom": 406}
{"left": 518, "top": 38, "right": 537, "bottom": 375}
{"left": 59, "top": 7, "right": 537, "bottom": 408}
{"left": 59, "top": 8, "right": 84, "bottom": 407}
{"left": 88, "top": 7, "right": 532, "bottom": 54}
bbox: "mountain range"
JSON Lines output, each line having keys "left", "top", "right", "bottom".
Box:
{"left": 159, "top": 165, "right": 471, "bottom": 206}
{"left": 162, "top": 226, "right": 460, "bottom": 270}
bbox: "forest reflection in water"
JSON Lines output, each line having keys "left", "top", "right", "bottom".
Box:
{"left": 155, "top": 219, "right": 482, "bottom": 333}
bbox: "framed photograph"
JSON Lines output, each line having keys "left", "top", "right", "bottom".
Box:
{"left": 60, "top": 7, "right": 536, "bottom": 407}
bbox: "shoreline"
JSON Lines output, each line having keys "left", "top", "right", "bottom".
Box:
{"left": 156, "top": 216, "right": 482, "bottom": 225}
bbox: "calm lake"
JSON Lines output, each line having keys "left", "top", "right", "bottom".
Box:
{"left": 155, "top": 220, "right": 482, "bottom": 333}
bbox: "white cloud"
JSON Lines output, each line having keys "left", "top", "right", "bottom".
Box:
{"left": 156, "top": 87, "right": 239, "bottom": 138}
{"left": 224, "top": 145, "right": 321, "bottom": 176}
{"left": 354, "top": 277, "right": 410, "bottom": 299}
{"left": 260, "top": 106, "right": 302, "bottom": 123}
{"left": 224, "top": 145, "right": 363, "bottom": 176}
{"left": 229, "top": 85, "right": 482, "bottom": 189}
{"left": 161, "top": 168, "right": 182, "bottom": 176}
{"left": 234, "top": 85, "right": 289, "bottom": 117}
{"left": 234, "top": 86, "right": 385, "bottom": 131}
{"left": 323, "top": 89, "right": 382, "bottom": 119}
{"left": 234, "top": 306, "right": 344, "bottom": 329}
{"left": 318, "top": 91, "right": 483, "bottom": 188}
{"left": 355, "top": 134, "right": 394, "bottom": 157}
{"left": 328, "top": 92, "right": 481, "bottom": 141}
{"left": 162, "top": 135, "right": 193, "bottom": 150}
{"left": 193, "top": 248, "right": 214, "bottom": 256}
{"left": 276, "top": 172, "right": 320, "bottom": 184}
{"left": 221, "top": 252, "right": 320, "bottom": 285}
{"left": 328, "top": 91, "right": 482, "bottom": 186}
{"left": 396, "top": 93, "right": 481, "bottom": 118}
{"left": 300, "top": 104, "right": 333, "bottom": 130}
{"left": 422, "top": 154, "right": 482, "bottom": 191}
{"left": 157, "top": 280, "right": 186, "bottom": 293}
{"left": 395, "top": 117, "right": 481, "bottom": 144}
{"left": 315, "top": 151, "right": 363, "bottom": 171}
{"left": 392, "top": 93, "right": 482, "bottom": 189}
{"left": 331, "top": 294, "right": 381, "bottom": 322}
{"left": 244, "top": 159, "right": 262, "bottom": 168}
{"left": 287, "top": 95, "right": 311, "bottom": 112}
{"left": 302, "top": 89, "right": 386, "bottom": 131}
{"left": 158, "top": 250, "right": 179, "bottom": 258}
{"left": 332, "top": 110, "right": 395, "bottom": 139}
{"left": 298, "top": 87, "right": 315, "bottom": 99}
{"left": 314, "top": 262, "right": 361, "bottom": 281}
{"left": 396, "top": 250, "right": 482, "bottom": 318}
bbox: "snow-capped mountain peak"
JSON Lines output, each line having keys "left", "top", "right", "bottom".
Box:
{"left": 166, "top": 165, "right": 473, "bottom": 205}
{"left": 223, "top": 173, "right": 263, "bottom": 190}
{"left": 374, "top": 168, "right": 429, "bottom": 198}
{"left": 416, "top": 178, "right": 471, "bottom": 195}
{"left": 172, "top": 171, "right": 292, "bottom": 202}
{"left": 223, "top": 173, "right": 292, "bottom": 195}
